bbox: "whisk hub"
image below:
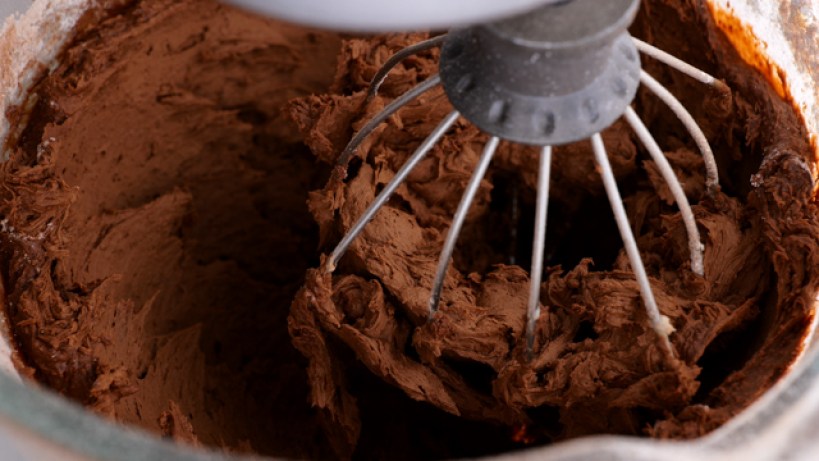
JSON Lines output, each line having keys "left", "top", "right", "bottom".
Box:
{"left": 439, "top": 0, "right": 641, "bottom": 145}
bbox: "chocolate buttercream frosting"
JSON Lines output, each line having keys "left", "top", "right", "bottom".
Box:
{"left": 1, "top": 0, "right": 817, "bottom": 459}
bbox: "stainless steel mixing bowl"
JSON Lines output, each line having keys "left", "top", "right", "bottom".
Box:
{"left": 0, "top": 0, "right": 816, "bottom": 460}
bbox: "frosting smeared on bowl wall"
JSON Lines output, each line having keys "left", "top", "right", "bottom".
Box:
{"left": 0, "top": 0, "right": 816, "bottom": 460}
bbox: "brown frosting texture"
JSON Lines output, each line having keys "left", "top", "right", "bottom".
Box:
{"left": 0, "top": 0, "right": 816, "bottom": 459}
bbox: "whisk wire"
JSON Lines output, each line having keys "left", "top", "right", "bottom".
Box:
{"left": 327, "top": 110, "right": 461, "bottom": 272}
{"left": 640, "top": 71, "right": 719, "bottom": 194}
{"left": 365, "top": 35, "right": 448, "bottom": 106}
{"left": 525, "top": 145, "right": 553, "bottom": 354}
{"left": 624, "top": 106, "right": 705, "bottom": 276}
{"left": 428, "top": 136, "right": 501, "bottom": 317}
{"left": 338, "top": 74, "right": 442, "bottom": 168}
{"left": 632, "top": 37, "right": 725, "bottom": 90}
{"left": 591, "top": 133, "right": 675, "bottom": 356}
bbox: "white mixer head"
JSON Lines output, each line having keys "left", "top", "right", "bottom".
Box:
{"left": 222, "top": 0, "right": 560, "bottom": 31}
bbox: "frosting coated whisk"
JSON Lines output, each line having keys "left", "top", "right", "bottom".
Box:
{"left": 325, "top": 0, "right": 726, "bottom": 357}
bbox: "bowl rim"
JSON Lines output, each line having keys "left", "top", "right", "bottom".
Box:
{"left": 0, "top": 0, "right": 816, "bottom": 460}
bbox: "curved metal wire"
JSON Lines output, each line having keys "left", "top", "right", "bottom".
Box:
{"left": 337, "top": 74, "right": 442, "bottom": 169}
{"left": 365, "top": 35, "right": 448, "bottom": 106}
{"left": 632, "top": 37, "right": 727, "bottom": 91}
{"left": 428, "top": 136, "right": 500, "bottom": 317}
{"left": 328, "top": 36, "right": 726, "bottom": 362}
{"left": 624, "top": 106, "right": 704, "bottom": 276}
{"left": 326, "top": 111, "right": 461, "bottom": 272}
{"left": 591, "top": 133, "right": 675, "bottom": 357}
{"left": 640, "top": 70, "right": 720, "bottom": 195}
{"left": 525, "top": 146, "right": 553, "bottom": 355}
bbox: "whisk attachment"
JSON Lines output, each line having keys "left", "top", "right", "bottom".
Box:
{"left": 439, "top": 0, "right": 641, "bottom": 146}
{"left": 632, "top": 37, "right": 727, "bottom": 91}
{"left": 327, "top": 0, "right": 726, "bottom": 360}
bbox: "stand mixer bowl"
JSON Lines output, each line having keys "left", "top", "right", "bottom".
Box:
{"left": 0, "top": 0, "right": 816, "bottom": 460}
